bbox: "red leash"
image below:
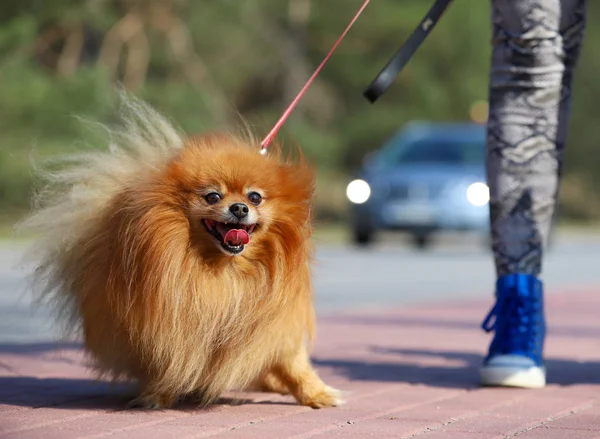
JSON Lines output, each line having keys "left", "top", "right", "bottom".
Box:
{"left": 260, "top": 0, "right": 371, "bottom": 153}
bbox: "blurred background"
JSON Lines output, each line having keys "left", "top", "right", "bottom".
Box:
{"left": 2, "top": 0, "right": 600, "bottom": 342}
{"left": 1, "top": 0, "right": 600, "bottom": 242}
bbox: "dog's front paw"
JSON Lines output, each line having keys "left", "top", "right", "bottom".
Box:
{"left": 126, "top": 393, "right": 176, "bottom": 410}
{"left": 301, "top": 386, "right": 344, "bottom": 409}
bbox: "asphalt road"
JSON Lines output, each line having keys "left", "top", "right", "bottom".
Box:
{"left": 2, "top": 231, "right": 600, "bottom": 343}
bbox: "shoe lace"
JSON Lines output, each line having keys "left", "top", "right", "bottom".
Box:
{"left": 481, "top": 290, "right": 543, "bottom": 356}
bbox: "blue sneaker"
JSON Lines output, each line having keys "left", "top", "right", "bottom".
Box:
{"left": 480, "top": 273, "right": 546, "bottom": 388}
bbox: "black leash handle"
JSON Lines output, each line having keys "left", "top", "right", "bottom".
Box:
{"left": 363, "top": 0, "right": 454, "bottom": 103}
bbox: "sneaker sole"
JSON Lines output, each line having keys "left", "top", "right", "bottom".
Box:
{"left": 480, "top": 366, "right": 546, "bottom": 389}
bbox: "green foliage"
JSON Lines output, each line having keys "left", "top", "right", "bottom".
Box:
{"left": 0, "top": 60, "right": 114, "bottom": 138}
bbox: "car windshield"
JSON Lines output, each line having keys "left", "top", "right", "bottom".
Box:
{"left": 377, "top": 137, "right": 484, "bottom": 167}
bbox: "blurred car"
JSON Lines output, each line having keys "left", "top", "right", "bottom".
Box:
{"left": 346, "top": 121, "right": 490, "bottom": 249}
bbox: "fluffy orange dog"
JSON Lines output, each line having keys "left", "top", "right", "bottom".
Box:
{"left": 21, "top": 95, "right": 341, "bottom": 409}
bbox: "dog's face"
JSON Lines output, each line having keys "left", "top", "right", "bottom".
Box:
{"left": 163, "top": 134, "right": 315, "bottom": 259}
{"left": 195, "top": 183, "right": 264, "bottom": 256}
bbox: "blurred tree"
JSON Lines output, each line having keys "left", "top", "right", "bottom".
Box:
{"left": 0, "top": 0, "right": 599, "bottom": 222}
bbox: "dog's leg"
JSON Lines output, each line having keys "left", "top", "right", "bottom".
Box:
{"left": 127, "top": 379, "right": 179, "bottom": 409}
{"left": 247, "top": 370, "right": 291, "bottom": 395}
{"left": 272, "top": 345, "right": 343, "bottom": 409}
{"left": 126, "top": 392, "right": 177, "bottom": 410}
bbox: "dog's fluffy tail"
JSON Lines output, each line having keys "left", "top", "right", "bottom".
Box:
{"left": 17, "top": 92, "right": 184, "bottom": 330}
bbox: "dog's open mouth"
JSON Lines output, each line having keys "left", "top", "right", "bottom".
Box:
{"left": 202, "top": 220, "right": 257, "bottom": 254}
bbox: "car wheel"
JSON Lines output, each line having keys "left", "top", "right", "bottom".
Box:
{"left": 353, "top": 228, "right": 373, "bottom": 246}
{"left": 411, "top": 233, "right": 432, "bottom": 250}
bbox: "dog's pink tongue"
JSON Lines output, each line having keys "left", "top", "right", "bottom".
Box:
{"left": 224, "top": 229, "right": 250, "bottom": 246}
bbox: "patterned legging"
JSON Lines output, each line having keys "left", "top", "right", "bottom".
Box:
{"left": 487, "top": 0, "right": 587, "bottom": 277}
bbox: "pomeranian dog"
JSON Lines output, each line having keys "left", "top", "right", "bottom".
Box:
{"left": 20, "top": 94, "right": 341, "bottom": 409}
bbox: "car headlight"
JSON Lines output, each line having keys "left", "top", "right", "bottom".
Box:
{"left": 346, "top": 179, "right": 371, "bottom": 204}
{"left": 466, "top": 182, "right": 489, "bottom": 206}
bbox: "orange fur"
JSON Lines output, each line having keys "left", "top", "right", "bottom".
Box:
{"left": 20, "top": 95, "right": 341, "bottom": 409}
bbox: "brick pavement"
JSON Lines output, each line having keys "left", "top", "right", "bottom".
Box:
{"left": 1, "top": 288, "right": 599, "bottom": 438}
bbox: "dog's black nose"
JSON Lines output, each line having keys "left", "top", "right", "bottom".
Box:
{"left": 229, "top": 203, "right": 249, "bottom": 219}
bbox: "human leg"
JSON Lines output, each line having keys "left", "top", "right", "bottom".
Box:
{"left": 481, "top": 0, "right": 586, "bottom": 388}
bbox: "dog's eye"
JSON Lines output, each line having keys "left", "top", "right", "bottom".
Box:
{"left": 248, "top": 192, "right": 262, "bottom": 206}
{"left": 205, "top": 193, "right": 222, "bottom": 205}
